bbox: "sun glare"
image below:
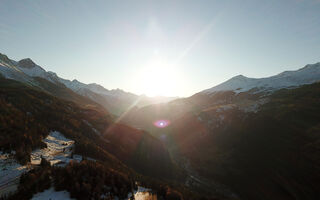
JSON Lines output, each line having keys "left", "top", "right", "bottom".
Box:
{"left": 137, "top": 56, "right": 182, "bottom": 97}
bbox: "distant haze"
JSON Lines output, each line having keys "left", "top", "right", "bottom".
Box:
{"left": 0, "top": 0, "right": 320, "bottom": 97}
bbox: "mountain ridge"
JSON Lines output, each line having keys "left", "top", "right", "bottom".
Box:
{"left": 0, "top": 53, "right": 177, "bottom": 115}
{"left": 202, "top": 62, "right": 320, "bottom": 94}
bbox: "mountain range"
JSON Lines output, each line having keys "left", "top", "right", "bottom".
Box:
{"left": 0, "top": 53, "right": 177, "bottom": 116}
{"left": 202, "top": 62, "right": 320, "bottom": 94}
{"left": 1, "top": 52, "right": 320, "bottom": 200}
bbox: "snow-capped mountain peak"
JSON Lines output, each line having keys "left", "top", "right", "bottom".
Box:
{"left": 15, "top": 58, "right": 60, "bottom": 84}
{"left": 0, "top": 54, "right": 34, "bottom": 83}
{"left": 18, "top": 58, "right": 37, "bottom": 69}
{"left": 202, "top": 62, "right": 320, "bottom": 94}
{"left": 0, "top": 53, "right": 14, "bottom": 66}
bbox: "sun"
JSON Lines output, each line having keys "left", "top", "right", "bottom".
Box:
{"left": 136, "top": 56, "right": 182, "bottom": 97}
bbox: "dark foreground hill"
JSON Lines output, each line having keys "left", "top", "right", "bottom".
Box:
{"left": 0, "top": 77, "right": 214, "bottom": 200}
{"left": 123, "top": 82, "right": 320, "bottom": 200}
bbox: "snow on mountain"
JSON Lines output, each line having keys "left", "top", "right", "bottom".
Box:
{"left": 59, "top": 78, "right": 87, "bottom": 91}
{"left": 0, "top": 54, "right": 34, "bottom": 83}
{"left": 0, "top": 64, "right": 31, "bottom": 83}
{"left": 86, "top": 83, "right": 112, "bottom": 96}
{"left": 202, "top": 62, "right": 320, "bottom": 94}
{"left": 17, "top": 58, "right": 63, "bottom": 84}
{"left": 0, "top": 53, "right": 134, "bottom": 99}
{"left": 17, "top": 58, "right": 47, "bottom": 77}
{"left": 0, "top": 54, "right": 62, "bottom": 86}
{"left": 86, "top": 83, "right": 136, "bottom": 98}
{"left": 58, "top": 78, "right": 136, "bottom": 100}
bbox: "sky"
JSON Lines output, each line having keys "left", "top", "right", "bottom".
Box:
{"left": 0, "top": 0, "right": 320, "bottom": 97}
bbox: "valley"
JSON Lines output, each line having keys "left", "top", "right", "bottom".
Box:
{"left": 0, "top": 53, "right": 320, "bottom": 200}
{"left": 1, "top": 1, "right": 319, "bottom": 199}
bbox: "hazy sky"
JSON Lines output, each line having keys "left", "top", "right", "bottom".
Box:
{"left": 0, "top": 0, "right": 320, "bottom": 97}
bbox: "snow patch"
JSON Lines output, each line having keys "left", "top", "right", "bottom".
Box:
{"left": 17, "top": 65, "right": 46, "bottom": 78}
{"left": 0, "top": 63, "right": 33, "bottom": 83}
{"left": 0, "top": 152, "right": 28, "bottom": 197}
{"left": 17, "top": 63, "right": 60, "bottom": 84}
{"left": 32, "top": 187, "right": 75, "bottom": 200}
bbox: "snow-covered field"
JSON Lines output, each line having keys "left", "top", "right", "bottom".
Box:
{"left": 31, "top": 187, "right": 75, "bottom": 200}
{"left": 0, "top": 131, "right": 90, "bottom": 197}
{"left": 0, "top": 152, "right": 28, "bottom": 197}
{"left": 31, "top": 131, "right": 83, "bottom": 166}
{"left": 1, "top": 131, "right": 154, "bottom": 199}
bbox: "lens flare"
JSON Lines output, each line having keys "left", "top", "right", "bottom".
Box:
{"left": 153, "top": 119, "right": 170, "bottom": 128}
